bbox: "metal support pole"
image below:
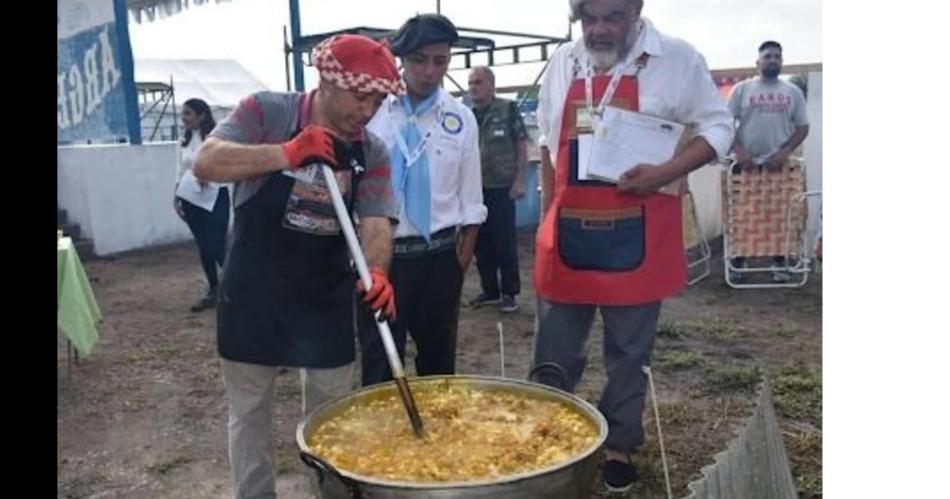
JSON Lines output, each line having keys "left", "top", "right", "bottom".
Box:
{"left": 289, "top": 0, "right": 305, "bottom": 91}
{"left": 283, "top": 26, "right": 292, "bottom": 92}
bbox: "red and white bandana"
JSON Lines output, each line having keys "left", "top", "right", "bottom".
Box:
{"left": 312, "top": 34, "right": 405, "bottom": 95}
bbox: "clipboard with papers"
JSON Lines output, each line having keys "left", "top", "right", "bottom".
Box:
{"left": 176, "top": 170, "right": 222, "bottom": 212}
{"left": 579, "top": 107, "right": 685, "bottom": 184}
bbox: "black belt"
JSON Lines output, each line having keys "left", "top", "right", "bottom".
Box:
{"left": 393, "top": 226, "right": 457, "bottom": 256}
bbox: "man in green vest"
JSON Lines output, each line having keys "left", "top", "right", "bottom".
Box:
{"left": 467, "top": 66, "right": 528, "bottom": 312}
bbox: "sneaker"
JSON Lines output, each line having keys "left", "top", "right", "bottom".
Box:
{"left": 772, "top": 269, "right": 792, "bottom": 283}
{"left": 190, "top": 291, "right": 217, "bottom": 312}
{"left": 469, "top": 293, "right": 501, "bottom": 308}
{"left": 603, "top": 459, "right": 638, "bottom": 493}
{"left": 500, "top": 295, "right": 518, "bottom": 312}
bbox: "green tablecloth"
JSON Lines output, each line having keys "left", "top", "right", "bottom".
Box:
{"left": 57, "top": 237, "right": 101, "bottom": 357}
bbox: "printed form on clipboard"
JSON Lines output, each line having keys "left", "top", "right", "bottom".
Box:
{"left": 578, "top": 106, "right": 685, "bottom": 183}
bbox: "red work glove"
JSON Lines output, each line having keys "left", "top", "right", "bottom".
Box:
{"left": 281, "top": 125, "right": 339, "bottom": 170}
{"left": 357, "top": 268, "right": 396, "bottom": 322}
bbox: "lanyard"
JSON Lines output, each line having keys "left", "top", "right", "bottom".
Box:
{"left": 584, "top": 51, "right": 649, "bottom": 130}
{"left": 389, "top": 98, "right": 444, "bottom": 169}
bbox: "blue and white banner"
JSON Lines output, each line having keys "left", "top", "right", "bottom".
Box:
{"left": 58, "top": 0, "right": 141, "bottom": 144}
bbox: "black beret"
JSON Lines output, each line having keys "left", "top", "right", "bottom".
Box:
{"left": 389, "top": 14, "right": 459, "bottom": 56}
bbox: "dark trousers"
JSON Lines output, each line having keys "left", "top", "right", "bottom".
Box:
{"left": 358, "top": 246, "right": 464, "bottom": 386}
{"left": 474, "top": 188, "right": 521, "bottom": 297}
{"left": 180, "top": 187, "right": 230, "bottom": 291}
{"left": 532, "top": 299, "right": 661, "bottom": 452}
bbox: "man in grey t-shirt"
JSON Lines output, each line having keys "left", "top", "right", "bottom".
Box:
{"left": 728, "top": 40, "right": 809, "bottom": 170}
{"left": 727, "top": 40, "right": 809, "bottom": 282}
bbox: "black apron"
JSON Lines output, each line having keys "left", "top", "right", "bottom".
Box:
{"left": 217, "top": 134, "right": 366, "bottom": 368}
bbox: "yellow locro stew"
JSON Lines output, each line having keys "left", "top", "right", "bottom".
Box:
{"left": 306, "top": 384, "right": 599, "bottom": 482}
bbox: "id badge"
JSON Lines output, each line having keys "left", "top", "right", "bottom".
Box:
{"left": 576, "top": 107, "right": 594, "bottom": 132}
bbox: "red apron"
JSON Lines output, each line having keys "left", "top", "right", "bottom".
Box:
{"left": 534, "top": 68, "right": 686, "bottom": 305}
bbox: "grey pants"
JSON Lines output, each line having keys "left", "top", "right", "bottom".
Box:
{"left": 221, "top": 359, "right": 356, "bottom": 499}
{"left": 532, "top": 299, "right": 661, "bottom": 452}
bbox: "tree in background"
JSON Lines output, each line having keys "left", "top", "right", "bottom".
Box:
{"left": 789, "top": 74, "right": 808, "bottom": 100}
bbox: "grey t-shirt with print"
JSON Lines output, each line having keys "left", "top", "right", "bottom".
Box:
{"left": 728, "top": 78, "right": 808, "bottom": 164}
{"left": 210, "top": 91, "right": 398, "bottom": 223}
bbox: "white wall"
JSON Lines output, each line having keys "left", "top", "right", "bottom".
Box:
{"left": 803, "top": 72, "right": 823, "bottom": 251}
{"left": 688, "top": 162, "right": 725, "bottom": 240}
{"left": 58, "top": 142, "right": 194, "bottom": 255}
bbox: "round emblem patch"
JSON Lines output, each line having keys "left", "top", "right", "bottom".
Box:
{"left": 441, "top": 112, "right": 463, "bottom": 135}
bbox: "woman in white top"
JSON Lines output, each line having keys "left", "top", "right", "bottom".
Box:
{"left": 174, "top": 98, "right": 230, "bottom": 312}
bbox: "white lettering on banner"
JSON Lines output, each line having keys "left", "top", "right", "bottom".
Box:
{"left": 58, "top": 73, "right": 70, "bottom": 128}
{"left": 83, "top": 44, "right": 102, "bottom": 112}
{"left": 57, "top": 28, "right": 122, "bottom": 130}
{"left": 99, "top": 29, "right": 121, "bottom": 91}
{"left": 67, "top": 65, "right": 85, "bottom": 124}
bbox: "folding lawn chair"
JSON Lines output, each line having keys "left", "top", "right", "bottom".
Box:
{"left": 722, "top": 157, "right": 817, "bottom": 288}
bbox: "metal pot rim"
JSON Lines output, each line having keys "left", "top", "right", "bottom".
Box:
{"left": 296, "top": 374, "right": 608, "bottom": 489}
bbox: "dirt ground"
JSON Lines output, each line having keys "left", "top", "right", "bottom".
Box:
{"left": 57, "top": 230, "right": 821, "bottom": 499}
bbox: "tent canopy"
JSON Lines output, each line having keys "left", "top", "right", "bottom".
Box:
{"left": 135, "top": 58, "right": 269, "bottom": 108}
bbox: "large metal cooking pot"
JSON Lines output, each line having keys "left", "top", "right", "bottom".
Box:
{"left": 297, "top": 374, "right": 608, "bottom": 499}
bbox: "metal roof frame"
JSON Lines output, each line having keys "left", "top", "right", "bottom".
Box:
{"left": 284, "top": 24, "right": 570, "bottom": 94}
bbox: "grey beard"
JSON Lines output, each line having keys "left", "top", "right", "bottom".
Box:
{"left": 589, "top": 49, "right": 620, "bottom": 71}
{"left": 585, "top": 19, "right": 642, "bottom": 71}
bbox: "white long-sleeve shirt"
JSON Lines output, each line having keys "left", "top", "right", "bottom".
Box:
{"left": 537, "top": 18, "right": 734, "bottom": 162}
{"left": 368, "top": 88, "right": 487, "bottom": 239}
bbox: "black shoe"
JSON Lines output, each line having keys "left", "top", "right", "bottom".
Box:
{"left": 468, "top": 292, "right": 501, "bottom": 308}
{"left": 190, "top": 291, "right": 217, "bottom": 312}
{"left": 500, "top": 295, "right": 518, "bottom": 312}
{"left": 603, "top": 459, "right": 638, "bottom": 493}
{"left": 728, "top": 259, "right": 746, "bottom": 284}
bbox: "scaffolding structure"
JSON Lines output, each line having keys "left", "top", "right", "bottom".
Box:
{"left": 136, "top": 77, "right": 178, "bottom": 142}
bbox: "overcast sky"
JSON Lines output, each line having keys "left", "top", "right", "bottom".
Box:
{"left": 128, "top": 0, "right": 822, "bottom": 91}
